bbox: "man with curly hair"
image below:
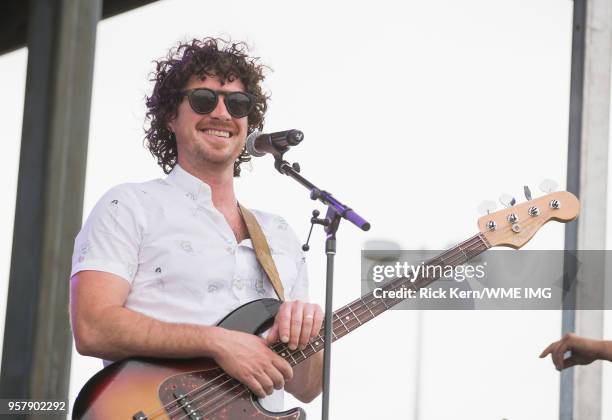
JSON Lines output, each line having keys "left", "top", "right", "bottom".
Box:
{"left": 69, "top": 38, "right": 323, "bottom": 410}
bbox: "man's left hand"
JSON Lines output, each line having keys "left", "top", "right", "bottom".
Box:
{"left": 266, "top": 300, "right": 324, "bottom": 351}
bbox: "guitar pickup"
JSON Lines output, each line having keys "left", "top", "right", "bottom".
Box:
{"left": 173, "top": 392, "right": 203, "bottom": 420}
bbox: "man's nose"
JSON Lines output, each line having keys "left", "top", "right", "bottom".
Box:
{"left": 209, "top": 96, "right": 231, "bottom": 120}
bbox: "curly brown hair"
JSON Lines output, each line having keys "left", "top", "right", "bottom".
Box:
{"left": 144, "top": 37, "right": 269, "bottom": 176}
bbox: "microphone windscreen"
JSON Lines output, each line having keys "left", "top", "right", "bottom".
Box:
{"left": 245, "top": 130, "right": 265, "bottom": 157}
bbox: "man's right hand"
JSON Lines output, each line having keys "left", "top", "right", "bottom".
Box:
{"left": 208, "top": 327, "right": 293, "bottom": 398}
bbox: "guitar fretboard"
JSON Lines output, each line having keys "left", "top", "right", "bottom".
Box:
{"left": 271, "top": 233, "right": 491, "bottom": 366}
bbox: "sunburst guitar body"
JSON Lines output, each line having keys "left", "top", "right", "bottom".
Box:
{"left": 73, "top": 299, "right": 304, "bottom": 419}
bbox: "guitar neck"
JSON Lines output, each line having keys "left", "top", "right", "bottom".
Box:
{"left": 273, "top": 233, "right": 491, "bottom": 367}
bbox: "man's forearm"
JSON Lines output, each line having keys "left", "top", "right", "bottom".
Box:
{"left": 285, "top": 351, "right": 324, "bottom": 403}
{"left": 598, "top": 340, "right": 612, "bottom": 362}
{"left": 74, "top": 305, "right": 222, "bottom": 361}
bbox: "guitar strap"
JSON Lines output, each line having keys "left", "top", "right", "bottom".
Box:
{"left": 238, "top": 203, "right": 286, "bottom": 301}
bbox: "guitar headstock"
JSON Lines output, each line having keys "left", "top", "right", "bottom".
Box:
{"left": 478, "top": 191, "right": 579, "bottom": 249}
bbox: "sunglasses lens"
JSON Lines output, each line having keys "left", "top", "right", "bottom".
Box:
{"left": 189, "top": 89, "right": 217, "bottom": 114}
{"left": 225, "top": 92, "right": 254, "bottom": 118}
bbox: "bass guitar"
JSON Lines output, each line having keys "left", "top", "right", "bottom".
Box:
{"left": 73, "top": 191, "right": 579, "bottom": 419}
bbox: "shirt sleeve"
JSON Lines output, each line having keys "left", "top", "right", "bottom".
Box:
{"left": 71, "top": 184, "right": 146, "bottom": 285}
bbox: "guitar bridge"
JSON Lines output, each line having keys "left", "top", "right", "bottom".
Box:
{"left": 173, "top": 392, "right": 203, "bottom": 420}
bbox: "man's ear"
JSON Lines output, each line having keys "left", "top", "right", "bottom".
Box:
{"left": 167, "top": 120, "right": 175, "bottom": 134}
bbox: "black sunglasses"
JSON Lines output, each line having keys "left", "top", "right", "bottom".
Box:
{"left": 180, "top": 88, "right": 255, "bottom": 118}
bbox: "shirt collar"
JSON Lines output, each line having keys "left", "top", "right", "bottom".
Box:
{"left": 166, "top": 164, "right": 213, "bottom": 204}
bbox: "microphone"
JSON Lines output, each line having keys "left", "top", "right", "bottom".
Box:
{"left": 246, "top": 129, "right": 304, "bottom": 157}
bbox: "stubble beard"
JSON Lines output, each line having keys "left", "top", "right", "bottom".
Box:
{"left": 191, "top": 137, "right": 242, "bottom": 173}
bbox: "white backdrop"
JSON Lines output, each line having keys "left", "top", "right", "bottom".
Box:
{"left": 3, "top": 0, "right": 612, "bottom": 419}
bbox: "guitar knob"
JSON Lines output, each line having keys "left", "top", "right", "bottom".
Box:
{"left": 528, "top": 206, "right": 540, "bottom": 217}
{"left": 507, "top": 213, "right": 518, "bottom": 223}
{"left": 486, "top": 220, "right": 497, "bottom": 231}
{"left": 549, "top": 199, "right": 561, "bottom": 209}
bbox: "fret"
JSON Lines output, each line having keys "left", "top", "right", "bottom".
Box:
{"left": 338, "top": 311, "right": 359, "bottom": 331}
{"left": 334, "top": 312, "right": 350, "bottom": 334}
{"left": 372, "top": 300, "right": 385, "bottom": 316}
{"left": 278, "top": 346, "right": 291, "bottom": 361}
{"left": 372, "top": 298, "right": 385, "bottom": 314}
{"left": 368, "top": 299, "right": 381, "bottom": 314}
{"left": 349, "top": 301, "right": 367, "bottom": 323}
{"left": 363, "top": 299, "right": 376, "bottom": 319}
{"left": 333, "top": 306, "right": 347, "bottom": 319}
{"left": 479, "top": 233, "right": 491, "bottom": 248}
{"left": 347, "top": 305, "right": 363, "bottom": 325}
{"left": 307, "top": 346, "right": 317, "bottom": 358}
{"left": 380, "top": 296, "right": 390, "bottom": 309}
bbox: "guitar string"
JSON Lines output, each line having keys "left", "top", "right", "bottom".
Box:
{"left": 143, "top": 323, "right": 322, "bottom": 420}
{"left": 268, "top": 235, "right": 490, "bottom": 365}
{"left": 168, "top": 237, "right": 489, "bottom": 420}
{"left": 156, "top": 331, "right": 315, "bottom": 420}
{"left": 145, "top": 337, "right": 302, "bottom": 420}
{"left": 152, "top": 235, "right": 489, "bottom": 420}
{"left": 173, "top": 236, "right": 491, "bottom": 419}
{"left": 150, "top": 235, "right": 488, "bottom": 420}
{"left": 149, "top": 235, "right": 489, "bottom": 419}
{"left": 167, "top": 237, "right": 490, "bottom": 419}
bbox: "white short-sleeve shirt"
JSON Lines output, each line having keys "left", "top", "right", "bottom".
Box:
{"left": 71, "top": 164, "right": 309, "bottom": 410}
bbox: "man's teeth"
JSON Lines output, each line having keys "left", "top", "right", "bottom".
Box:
{"left": 201, "top": 129, "right": 231, "bottom": 138}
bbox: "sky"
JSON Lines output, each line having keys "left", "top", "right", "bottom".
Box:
{"left": 1, "top": 0, "right": 611, "bottom": 418}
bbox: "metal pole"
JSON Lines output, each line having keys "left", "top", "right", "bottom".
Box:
{"left": 0, "top": 1, "right": 101, "bottom": 418}
{"left": 562, "top": 0, "right": 611, "bottom": 418}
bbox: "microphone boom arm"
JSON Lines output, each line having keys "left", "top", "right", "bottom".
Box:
{"left": 274, "top": 155, "right": 370, "bottom": 232}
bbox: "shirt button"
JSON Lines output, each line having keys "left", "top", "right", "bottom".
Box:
{"left": 233, "top": 278, "right": 244, "bottom": 289}
{"left": 226, "top": 246, "right": 235, "bottom": 254}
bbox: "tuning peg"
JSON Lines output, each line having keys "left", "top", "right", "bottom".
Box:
{"left": 523, "top": 186, "right": 532, "bottom": 201}
{"left": 499, "top": 193, "right": 516, "bottom": 208}
{"left": 477, "top": 200, "right": 497, "bottom": 215}
{"left": 539, "top": 179, "right": 558, "bottom": 193}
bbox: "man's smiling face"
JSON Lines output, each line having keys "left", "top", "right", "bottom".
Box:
{"left": 169, "top": 74, "right": 248, "bottom": 173}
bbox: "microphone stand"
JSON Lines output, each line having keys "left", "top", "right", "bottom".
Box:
{"left": 269, "top": 148, "right": 370, "bottom": 420}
